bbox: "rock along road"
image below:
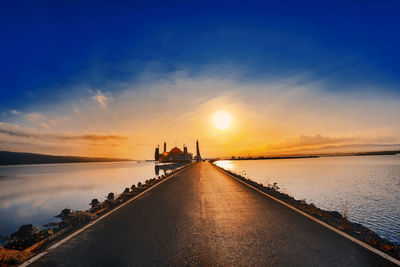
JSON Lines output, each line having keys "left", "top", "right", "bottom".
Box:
{"left": 30, "top": 162, "right": 396, "bottom": 266}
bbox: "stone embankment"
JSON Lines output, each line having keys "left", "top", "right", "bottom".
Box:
{"left": 0, "top": 164, "right": 191, "bottom": 266}
{"left": 212, "top": 163, "right": 400, "bottom": 261}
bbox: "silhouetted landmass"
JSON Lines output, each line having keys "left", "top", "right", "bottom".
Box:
{"left": 222, "top": 150, "right": 400, "bottom": 161}
{"left": 304, "top": 150, "right": 400, "bottom": 157}
{"left": 0, "top": 151, "right": 133, "bottom": 165}
{"left": 228, "top": 156, "right": 320, "bottom": 160}
{"left": 353, "top": 151, "right": 400, "bottom": 156}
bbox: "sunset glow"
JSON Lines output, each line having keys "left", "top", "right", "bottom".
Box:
{"left": 1, "top": 3, "right": 400, "bottom": 265}
{"left": 1, "top": 2, "right": 400, "bottom": 160}
{"left": 213, "top": 111, "right": 232, "bottom": 130}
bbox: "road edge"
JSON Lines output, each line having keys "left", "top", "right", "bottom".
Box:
{"left": 19, "top": 163, "right": 195, "bottom": 267}
{"left": 211, "top": 162, "right": 400, "bottom": 266}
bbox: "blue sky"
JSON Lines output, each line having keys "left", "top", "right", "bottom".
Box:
{"left": 1, "top": 1, "right": 400, "bottom": 157}
{"left": 2, "top": 1, "right": 400, "bottom": 110}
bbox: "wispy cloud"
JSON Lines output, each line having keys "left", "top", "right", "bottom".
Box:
{"left": 25, "top": 112, "right": 46, "bottom": 123}
{"left": 93, "top": 90, "right": 113, "bottom": 109}
{"left": 272, "top": 134, "right": 355, "bottom": 150}
{"left": 1, "top": 69, "right": 400, "bottom": 158}
{"left": 0, "top": 123, "right": 128, "bottom": 143}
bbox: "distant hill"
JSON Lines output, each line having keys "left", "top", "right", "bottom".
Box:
{"left": 0, "top": 151, "right": 133, "bottom": 165}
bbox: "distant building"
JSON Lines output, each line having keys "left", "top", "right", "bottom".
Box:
{"left": 154, "top": 145, "right": 160, "bottom": 161}
{"left": 155, "top": 142, "right": 193, "bottom": 163}
{"left": 195, "top": 140, "right": 202, "bottom": 161}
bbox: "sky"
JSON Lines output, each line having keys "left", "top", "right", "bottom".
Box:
{"left": 1, "top": 1, "right": 400, "bottom": 159}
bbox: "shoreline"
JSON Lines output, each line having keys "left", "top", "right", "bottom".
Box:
{"left": 0, "top": 163, "right": 193, "bottom": 266}
{"left": 216, "top": 150, "right": 400, "bottom": 161}
{"left": 1, "top": 161, "right": 399, "bottom": 264}
{"left": 0, "top": 151, "right": 135, "bottom": 166}
{"left": 211, "top": 161, "right": 400, "bottom": 261}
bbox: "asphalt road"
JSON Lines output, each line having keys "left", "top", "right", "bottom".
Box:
{"left": 31, "top": 162, "right": 396, "bottom": 266}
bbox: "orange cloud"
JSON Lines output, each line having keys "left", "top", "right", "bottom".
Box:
{"left": 1, "top": 72, "right": 400, "bottom": 158}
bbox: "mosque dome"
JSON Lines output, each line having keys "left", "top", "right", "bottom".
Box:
{"left": 169, "top": 147, "right": 183, "bottom": 154}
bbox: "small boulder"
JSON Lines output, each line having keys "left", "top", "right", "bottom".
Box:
{"left": 56, "top": 209, "right": 71, "bottom": 220}
{"left": 13, "top": 224, "right": 34, "bottom": 239}
{"left": 90, "top": 199, "right": 100, "bottom": 207}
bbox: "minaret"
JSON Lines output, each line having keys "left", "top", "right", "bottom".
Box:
{"left": 163, "top": 141, "right": 166, "bottom": 153}
{"left": 154, "top": 145, "right": 159, "bottom": 161}
{"left": 184, "top": 145, "right": 188, "bottom": 161}
{"left": 196, "top": 140, "right": 201, "bottom": 161}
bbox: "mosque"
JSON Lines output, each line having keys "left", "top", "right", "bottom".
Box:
{"left": 154, "top": 140, "right": 201, "bottom": 163}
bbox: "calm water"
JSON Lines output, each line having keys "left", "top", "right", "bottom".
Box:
{"left": 0, "top": 161, "right": 181, "bottom": 242}
{"left": 215, "top": 155, "right": 400, "bottom": 244}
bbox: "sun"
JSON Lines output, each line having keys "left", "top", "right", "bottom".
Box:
{"left": 213, "top": 111, "right": 232, "bottom": 130}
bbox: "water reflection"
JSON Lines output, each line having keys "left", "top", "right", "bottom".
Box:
{"left": 214, "top": 160, "right": 234, "bottom": 171}
{"left": 154, "top": 162, "right": 186, "bottom": 176}
{"left": 0, "top": 161, "right": 183, "bottom": 242}
{"left": 215, "top": 155, "right": 400, "bottom": 244}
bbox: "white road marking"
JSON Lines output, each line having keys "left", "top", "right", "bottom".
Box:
{"left": 212, "top": 163, "right": 400, "bottom": 266}
{"left": 19, "top": 164, "right": 194, "bottom": 267}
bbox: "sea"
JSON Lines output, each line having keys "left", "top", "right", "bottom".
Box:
{"left": 215, "top": 155, "right": 400, "bottom": 244}
{"left": 0, "top": 161, "right": 182, "bottom": 244}
{"left": 1, "top": 156, "right": 399, "bottom": 245}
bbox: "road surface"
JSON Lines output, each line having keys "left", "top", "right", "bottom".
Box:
{"left": 31, "top": 162, "right": 396, "bottom": 266}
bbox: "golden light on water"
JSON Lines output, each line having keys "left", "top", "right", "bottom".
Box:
{"left": 213, "top": 111, "right": 232, "bottom": 130}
